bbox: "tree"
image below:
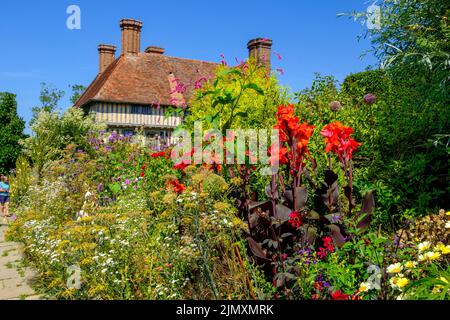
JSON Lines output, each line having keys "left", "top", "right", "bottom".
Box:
{"left": 20, "top": 107, "right": 106, "bottom": 176}
{"left": 0, "top": 93, "right": 25, "bottom": 174}
{"left": 69, "top": 84, "right": 86, "bottom": 105}
{"left": 30, "top": 83, "right": 65, "bottom": 125}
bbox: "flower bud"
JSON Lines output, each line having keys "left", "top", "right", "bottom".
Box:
{"left": 364, "top": 93, "right": 377, "bottom": 105}
{"left": 329, "top": 101, "right": 342, "bottom": 112}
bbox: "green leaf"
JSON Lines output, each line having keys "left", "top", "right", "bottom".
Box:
{"left": 217, "top": 69, "right": 242, "bottom": 77}
{"left": 243, "top": 83, "right": 264, "bottom": 95}
{"left": 107, "top": 183, "right": 121, "bottom": 195}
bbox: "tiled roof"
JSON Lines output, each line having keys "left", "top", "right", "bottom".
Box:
{"left": 75, "top": 53, "right": 218, "bottom": 108}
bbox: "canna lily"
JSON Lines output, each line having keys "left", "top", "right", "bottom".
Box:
{"left": 166, "top": 179, "right": 185, "bottom": 194}
{"left": 272, "top": 105, "right": 314, "bottom": 171}
{"left": 320, "top": 121, "right": 361, "bottom": 163}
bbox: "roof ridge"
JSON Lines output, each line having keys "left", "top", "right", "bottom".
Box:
{"left": 74, "top": 56, "right": 123, "bottom": 107}
{"left": 142, "top": 52, "right": 219, "bottom": 66}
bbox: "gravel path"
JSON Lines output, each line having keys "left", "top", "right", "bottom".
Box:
{"left": 0, "top": 219, "right": 41, "bottom": 300}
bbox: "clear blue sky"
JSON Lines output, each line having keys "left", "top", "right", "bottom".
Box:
{"left": 0, "top": 0, "right": 377, "bottom": 130}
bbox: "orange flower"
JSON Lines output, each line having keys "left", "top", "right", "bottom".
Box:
{"left": 320, "top": 121, "right": 361, "bottom": 162}
{"left": 272, "top": 105, "right": 315, "bottom": 170}
{"left": 166, "top": 179, "right": 185, "bottom": 193}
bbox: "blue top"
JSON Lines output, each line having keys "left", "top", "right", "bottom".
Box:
{"left": 0, "top": 182, "right": 10, "bottom": 197}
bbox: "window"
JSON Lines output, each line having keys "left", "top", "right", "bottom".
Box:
{"left": 131, "top": 105, "right": 140, "bottom": 114}
{"left": 123, "top": 130, "right": 134, "bottom": 136}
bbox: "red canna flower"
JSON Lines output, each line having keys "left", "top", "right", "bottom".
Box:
{"left": 320, "top": 121, "right": 361, "bottom": 163}
{"left": 331, "top": 290, "right": 349, "bottom": 300}
{"left": 174, "top": 161, "right": 189, "bottom": 171}
{"left": 151, "top": 151, "right": 167, "bottom": 158}
{"left": 269, "top": 144, "right": 289, "bottom": 166}
{"left": 273, "top": 105, "right": 314, "bottom": 173}
{"left": 166, "top": 179, "right": 185, "bottom": 194}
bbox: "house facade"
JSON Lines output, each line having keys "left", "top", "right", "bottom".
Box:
{"left": 75, "top": 18, "right": 273, "bottom": 144}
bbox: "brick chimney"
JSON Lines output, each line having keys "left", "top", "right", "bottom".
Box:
{"left": 98, "top": 44, "right": 116, "bottom": 74}
{"left": 247, "top": 38, "right": 272, "bottom": 70}
{"left": 120, "top": 19, "right": 143, "bottom": 55}
{"left": 145, "top": 46, "right": 165, "bottom": 54}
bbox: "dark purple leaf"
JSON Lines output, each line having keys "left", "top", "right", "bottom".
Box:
{"left": 357, "top": 191, "right": 375, "bottom": 218}
{"left": 356, "top": 213, "right": 372, "bottom": 233}
{"left": 302, "top": 225, "right": 317, "bottom": 244}
{"left": 327, "top": 224, "right": 346, "bottom": 247}
{"left": 246, "top": 237, "right": 269, "bottom": 260}
{"left": 284, "top": 186, "right": 308, "bottom": 210}
{"left": 275, "top": 204, "right": 291, "bottom": 222}
{"left": 356, "top": 192, "right": 375, "bottom": 232}
{"left": 324, "top": 169, "right": 338, "bottom": 186}
{"left": 265, "top": 184, "right": 279, "bottom": 200}
{"left": 320, "top": 182, "right": 339, "bottom": 210}
{"left": 344, "top": 185, "right": 356, "bottom": 209}
{"left": 248, "top": 200, "right": 272, "bottom": 213}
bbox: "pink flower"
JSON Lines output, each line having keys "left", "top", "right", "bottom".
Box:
{"left": 276, "top": 68, "right": 284, "bottom": 75}
{"left": 274, "top": 51, "right": 282, "bottom": 60}
{"left": 194, "top": 77, "right": 207, "bottom": 89}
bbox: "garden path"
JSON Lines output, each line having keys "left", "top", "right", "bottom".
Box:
{"left": 0, "top": 220, "right": 41, "bottom": 300}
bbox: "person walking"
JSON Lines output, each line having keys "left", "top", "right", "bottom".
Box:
{"left": 0, "top": 175, "right": 10, "bottom": 225}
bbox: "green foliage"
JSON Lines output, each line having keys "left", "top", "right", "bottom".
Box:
{"left": 8, "top": 133, "right": 254, "bottom": 299}
{"left": 69, "top": 84, "right": 86, "bottom": 105}
{"left": 30, "top": 83, "right": 65, "bottom": 125}
{"left": 185, "top": 59, "right": 290, "bottom": 131}
{"left": 20, "top": 107, "right": 106, "bottom": 176}
{"left": 0, "top": 92, "right": 25, "bottom": 174}
{"left": 295, "top": 69, "right": 448, "bottom": 226}
{"left": 404, "top": 265, "right": 450, "bottom": 300}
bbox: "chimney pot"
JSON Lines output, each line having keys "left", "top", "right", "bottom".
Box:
{"left": 98, "top": 44, "right": 116, "bottom": 74}
{"left": 145, "top": 46, "right": 165, "bottom": 54}
{"left": 120, "top": 18, "right": 143, "bottom": 55}
{"left": 247, "top": 38, "right": 272, "bottom": 70}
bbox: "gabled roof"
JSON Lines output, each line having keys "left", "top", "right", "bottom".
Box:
{"left": 75, "top": 52, "right": 218, "bottom": 108}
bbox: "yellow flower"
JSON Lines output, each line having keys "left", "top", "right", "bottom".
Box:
{"left": 359, "top": 282, "right": 371, "bottom": 292}
{"left": 439, "top": 277, "right": 449, "bottom": 284}
{"left": 446, "top": 211, "right": 450, "bottom": 216}
{"left": 425, "top": 251, "right": 441, "bottom": 261}
{"left": 435, "top": 243, "right": 450, "bottom": 254}
{"left": 418, "top": 254, "right": 427, "bottom": 262}
{"left": 432, "top": 285, "right": 444, "bottom": 294}
{"left": 445, "top": 221, "right": 450, "bottom": 229}
{"left": 387, "top": 263, "right": 403, "bottom": 274}
{"left": 404, "top": 261, "right": 417, "bottom": 269}
{"left": 396, "top": 277, "right": 410, "bottom": 288}
{"left": 418, "top": 241, "right": 431, "bottom": 252}
{"left": 389, "top": 277, "right": 398, "bottom": 288}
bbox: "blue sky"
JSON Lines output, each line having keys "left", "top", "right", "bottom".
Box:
{"left": 0, "top": 0, "right": 377, "bottom": 129}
